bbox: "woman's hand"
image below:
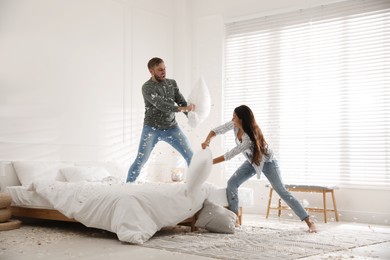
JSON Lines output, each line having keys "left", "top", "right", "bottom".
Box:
{"left": 201, "top": 140, "right": 210, "bottom": 149}
{"left": 201, "top": 131, "right": 216, "bottom": 149}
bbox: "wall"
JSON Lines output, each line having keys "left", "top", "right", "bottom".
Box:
{"left": 187, "top": 0, "right": 390, "bottom": 225}
{"left": 0, "top": 0, "right": 184, "bottom": 174}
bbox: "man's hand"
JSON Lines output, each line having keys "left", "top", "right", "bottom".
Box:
{"left": 187, "top": 103, "right": 195, "bottom": 112}
{"left": 178, "top": 104, "right": 196, "bottom": 112}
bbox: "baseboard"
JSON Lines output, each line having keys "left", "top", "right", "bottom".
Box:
{"left": 335, "top": 210, "right": 390, "bottom": 226}
{"left": 243, "top": 206, "right": 390, "bottom": 226}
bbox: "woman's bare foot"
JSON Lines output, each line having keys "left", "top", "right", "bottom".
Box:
{"left": 304, "top": 217, "right": 317, "bottom": 233}
{"left": 308, "top": 222, "right": 317, "bottom": 233}
{"left": 235, "top": 216, "right": 241, "bottom": 227}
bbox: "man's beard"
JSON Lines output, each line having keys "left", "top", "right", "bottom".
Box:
{"left": 155, "top": 75, "right": 165, "bottom": 82}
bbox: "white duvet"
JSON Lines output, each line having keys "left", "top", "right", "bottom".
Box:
{"left": 30, "top": 180, "right": 212, "bottom": 244}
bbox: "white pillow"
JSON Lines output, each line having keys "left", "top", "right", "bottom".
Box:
{"left": 187, "top": 111, "right": 200, "bottom": 128}
{"left": 187, "top": 76, "right": 211, "bottom": 128}
{"left": 74, "top": 162, "right": 126, "bottom": 179}
{"left": 60, "top": 166, "right": 111, "bottom": 182}
{"left": 195, "top": 199, "right": 237, "bottom": 234}
{"left": 12, "top": 161, "right": 70, "bottom": 187}
{"left": 186, "top": 148, "right": 212, "bottom": 194}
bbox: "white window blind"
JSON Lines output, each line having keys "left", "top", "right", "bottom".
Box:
{"left": 224, "top": 0, "right": 390, "bottom": 188}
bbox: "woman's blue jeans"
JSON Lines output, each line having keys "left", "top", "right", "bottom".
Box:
{"left": 126, "top": 125, "right": 193, "bottom": 182}
{"left": 226, "top": 160, "right": 309, "bottom": 221}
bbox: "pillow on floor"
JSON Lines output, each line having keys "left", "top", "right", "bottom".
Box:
{"left": 195, "top": 199, "right": 237, "bottom": 234}
{"left": 186, "top": 148, "right": 212, "bottom": 194}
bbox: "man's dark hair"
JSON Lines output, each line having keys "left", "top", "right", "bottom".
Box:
{"left": 147, "top": 57, "right": 164, "bottom": 69}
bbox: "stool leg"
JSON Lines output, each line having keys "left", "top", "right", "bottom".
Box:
{"left": 331, "top": 190, "right": 339, "bottom": 222}
{"left": 238, "top": 207, "right": 243, "bottom": 225}
{"left": 323, "top": 190, "right": 327, "bottom": 223}
{"left": 278, "top": 198, "right": 282, "bottom": 217}
{"left": 266, "top": 188, "right": 273, "bottom": 219}
{"left": 190, "top": 216, "right": 197, "bottom": 231}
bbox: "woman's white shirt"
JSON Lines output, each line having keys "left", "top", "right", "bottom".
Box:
{"left": 212, "top": 121, "right": 275, "bottom": 178}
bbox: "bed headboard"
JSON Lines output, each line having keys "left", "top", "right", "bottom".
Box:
{"left": 0, "top": 162, "right": 21, "bottom": 192}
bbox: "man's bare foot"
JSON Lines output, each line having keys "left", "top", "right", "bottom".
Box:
{"left": 304, "top": 217, "right": 317, "bottom": 233}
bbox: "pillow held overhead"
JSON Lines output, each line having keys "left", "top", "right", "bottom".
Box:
{"left": 187, "top": 76, "right": 211, "bottom": 128}
{"left": 186, "top": 148, "right": 212, "bottom": 194}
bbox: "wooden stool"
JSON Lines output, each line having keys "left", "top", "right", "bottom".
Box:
{"left": 0, "top": 192, "right": 21, "bottom": 231}
{"left": 265, "top": 184, "right": 339, "bottom": 223}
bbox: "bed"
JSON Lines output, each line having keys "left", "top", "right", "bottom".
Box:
{"left": 0, "top": 161, "right": 253, "bottom": 244}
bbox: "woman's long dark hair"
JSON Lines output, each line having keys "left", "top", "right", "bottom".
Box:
{"left": 234, "top": 105, "right": 269, "bottom": 166}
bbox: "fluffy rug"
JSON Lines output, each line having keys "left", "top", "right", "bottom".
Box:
{"left": 142, "top": 221, "right": 390, "bottom": 260}
{"left": 2, "top": 218, "right": 389, "bottom": 259}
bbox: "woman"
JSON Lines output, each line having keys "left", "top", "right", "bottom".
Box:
{"left": 201, "top": 105, "right": 317, "bottom": 232}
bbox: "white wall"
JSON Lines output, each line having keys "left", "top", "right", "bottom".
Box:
{"left": 0, "top": 0, "right": 198, "bottom": 183}
{"left": 0, "top": 0, "right": 182, "bottom": 170}
{"left": 187, "top": 0, "right": 390, "bottom": 226}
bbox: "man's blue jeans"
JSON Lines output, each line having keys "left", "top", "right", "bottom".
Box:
{"left": 226, "top": 160, "right": 309, "bottom": 221}
{"left": 126, "top": 125, "right": 193, "bottom": 182}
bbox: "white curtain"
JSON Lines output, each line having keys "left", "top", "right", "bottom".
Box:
{"left": 224, "top": 0, "right": 390, "bottom": 188}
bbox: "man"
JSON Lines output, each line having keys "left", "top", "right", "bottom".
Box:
{"left": 126, "top": 57, "right": 195, "bottom": 182}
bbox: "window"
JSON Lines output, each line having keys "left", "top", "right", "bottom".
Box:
{"left": 224, "top": 0, "right": 390, "bottom": 188}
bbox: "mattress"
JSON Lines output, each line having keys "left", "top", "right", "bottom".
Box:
{"left": 6, "top": 183, "right": 254, "bottom": 209}
{"left": 6, "top": 186, "right": 52, "bottom": 209}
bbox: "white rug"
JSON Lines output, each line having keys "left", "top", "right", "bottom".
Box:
{"left": 142, "top": 221, "right": 390, "bottom": 260}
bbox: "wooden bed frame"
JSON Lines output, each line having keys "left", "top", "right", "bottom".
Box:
{"left": 11, "top": 206, "right": 77, "bottom": 222}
